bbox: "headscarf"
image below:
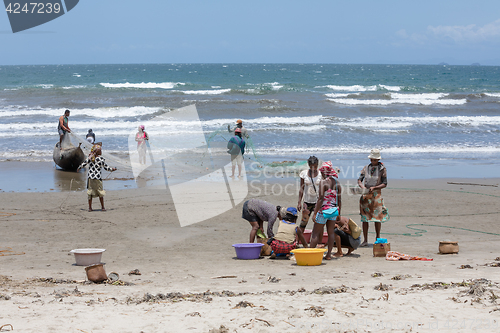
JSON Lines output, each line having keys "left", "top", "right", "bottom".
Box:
{"left": 89, "top": 144, "right": 102, "bottom": 162}
{"left": 319, "top": 161, "right": 338, "bottom": 178}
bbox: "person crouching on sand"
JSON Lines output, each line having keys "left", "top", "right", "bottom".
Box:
{"left": 77, "top": 144, "right": 117, "bottom": 212}
{"left": 241, "top": 198, "right": 282, "bottom": 243}
{"left": 332, "top": 216, "right": 362, "bottom": 257}
{"left": 268, "top": 207, "right": 308, "bottom": 259}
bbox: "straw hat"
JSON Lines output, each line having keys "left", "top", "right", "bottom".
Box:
{"left": 236, "top": 119, "right": 243, "bottom": 124}
{"left": 368, "top": 149, "right": 381, "bottom": 160}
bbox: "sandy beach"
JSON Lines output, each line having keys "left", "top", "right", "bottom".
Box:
{"left": 1, "top": 175, "right": 500, "bottom": 332}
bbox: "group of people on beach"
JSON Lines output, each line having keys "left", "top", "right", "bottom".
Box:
{"left": 241, "top": 149, "right": 389, "bottom": 260}
{"left": 59, "top": 110, "right": 389, "bottom": 258}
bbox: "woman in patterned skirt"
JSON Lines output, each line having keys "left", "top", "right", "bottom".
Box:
{"left": 358, "top": 149, "right": 390, "bottom": 246}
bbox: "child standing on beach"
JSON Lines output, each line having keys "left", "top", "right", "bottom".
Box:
{"left": 77, "top": 144, "right": 117, "bottom": 212}
{"left": 269, "top": 207, "right": 309, "bottom": 259}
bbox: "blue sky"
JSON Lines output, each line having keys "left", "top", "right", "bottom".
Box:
{"left": 1, "top": 0, "right": 500, "bottom": 65}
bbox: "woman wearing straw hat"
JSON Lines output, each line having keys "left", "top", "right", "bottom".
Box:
{"left": 358, "top": 149, "right": 390, "bottom": 247}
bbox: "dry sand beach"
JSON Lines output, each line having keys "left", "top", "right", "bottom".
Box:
{"left": 1, "top": 175, "right": 500, "bottom": 332}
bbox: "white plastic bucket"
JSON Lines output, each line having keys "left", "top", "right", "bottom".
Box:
{"left": 70, "top": 248, "right": 105, "bottom": 266}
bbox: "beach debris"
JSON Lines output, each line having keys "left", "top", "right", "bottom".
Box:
{"left": 107, "top": 272, "right": 119, "bottom": 282}
{"left": 289, "top": 273, "right": 296, "bottom": 276}
{"left": 379, "top": 293, "right": 389, "bottom": 301}
{"left": 238, "top": 279, "right": 247, "bottom": 283}
{"left": 371, "top": 272, "right": 383, "bottom": 277}
{"left": 486, "top": 262, "right": 500, "bottom": 267}
{"left": 0, "top": 324, "right": 13, "bottom": 331}
{"left": 462, "top": 280, "right": 488, "bottom": 297}
{"left": 254, "top": 318, "right": 273, "bottom": 326}
{"left": 211, "top": 275, "right": 237, "bottom": 279}
{"left": 0, "top": 294, "right": 11, "bottom": 301}
{"left": 489, "top": 291, "right": 498, "bottom": 303}
{"left": 0, "top": 247, "right": 25, "bottom": 256}
{"left": 185, "top": 312, "right": 201, "bottom": 317}
{"left": 495, "top": 257, "right": 500, "bottom": 261}
{"left": 392, "top": 274, "right": 411, "bottom": 280}
{"left": 410, "top": 282, "right": 452, "bottom": 290}
{"left": 232, "top": 300, "right": 255, "bottom": 309}
{"left": 128, "top": 269, "right": 141, "bottom": 275}
{"left": 459, "top": 264, "right": 473, "bottom": 269}
{"left": 305, "top": 305, "right": 325, "bottom": 317}
{"left": 267, "top": 276, "right": 280, "bottom": 283}
{"left": 332, "top": 306, "right": 356, "bottom": 317}
{"left": 208, "top": 325, "right": 230, "bottom": 333}
{"left": 375, "top": 283, "right": 390, "bottom": 291}
{"left": 313, "top": 286, "right": 348, "bottom": 294}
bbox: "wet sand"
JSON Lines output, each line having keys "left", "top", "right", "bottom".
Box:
{"left": 1, "top": 175, "right": 500, "bottom": 332}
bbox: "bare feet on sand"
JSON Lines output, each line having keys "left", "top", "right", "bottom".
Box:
{"left": 333, "top": 252, "right": 343, "bottom": 258}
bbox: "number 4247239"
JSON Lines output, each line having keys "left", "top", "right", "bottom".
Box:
{"left": 5, "top": 2, "right": 62, "bottom": 14}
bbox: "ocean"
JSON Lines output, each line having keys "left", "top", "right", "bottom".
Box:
{"left": 1, "top": 63, "right": 500, "bottom": 180}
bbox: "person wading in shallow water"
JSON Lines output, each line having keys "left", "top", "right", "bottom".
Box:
{"left": 58, "top": 109, "right": 71, "bottom": 149}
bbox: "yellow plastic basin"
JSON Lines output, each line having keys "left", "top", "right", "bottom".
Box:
{"left": 290, "top": 248, "right": 327, "bottom": 266}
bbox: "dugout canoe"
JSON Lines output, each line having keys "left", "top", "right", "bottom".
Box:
{"left": 53, "top": 142, "right": 85, "bottom": 171}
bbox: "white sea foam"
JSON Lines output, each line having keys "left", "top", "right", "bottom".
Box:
{"left": 173, "top": 89, "right": 231, "bottom": 95}
{"left": 322, "top": 85, "right": 378, "bottom": 92}
{"left": 62, "top": 85, "right": 87, "bottom": 90}
{"left": 324, "top": 93, "right": 359, "bottom": 98}
{"left": 35, "top": 84, "right": 54, "bottom": 89}
{"left": 379, "top": 85, "right": 401, "bottom": 91}
{"left": 337, "top": 115, "right": 500, "bottom": 129}
{"left": 485, "top": 93, "right": 500, "bottom": 97}
{"left": 100, "top": 82, "right": 182, "bottom": 89}
{"left": 328, "top": 92, "right": 466, "bottom": 106}
{"left": 0, "top": 106, "right": 161, "bottom": 118}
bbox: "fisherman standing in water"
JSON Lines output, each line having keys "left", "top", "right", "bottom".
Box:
{"left": 58, "top": 109, "right": 71, "bottom": 149}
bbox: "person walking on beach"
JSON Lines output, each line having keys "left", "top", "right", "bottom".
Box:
{"left": 311, "top": 161, "right": 341, "bottom": 260}
{"left": 86, "top": 129, "right": 95, "bottom": 144}
{"left": 135, "top": 125, "right": 149, "bottom": 164}
{"left": 77, "top": 144, "right": 117, "bottom": 212}
{"left": 297, "top": 156, "right": 322, "bottom": 233}
{"left": 358, "top": 149, "right": 389, "bottom": 247}
{"left": 332, "top": 215, "right": 362, "bottom": 257}
{"left": 58, "top": 109, "right": 71, "bottom": 149}
{"left": 228, "top": 119, "right": 249, "bottom": 138}
{"left": 227, "top": 127, "right": 245, "bottom": 177}
{"left": 241, "top": 198, "right": 282, "bottom": 243}
{"left": 269, "top": 207, "right": 309, "bottom": 259}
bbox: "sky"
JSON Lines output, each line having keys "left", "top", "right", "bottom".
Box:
{"left": 1, "top": 0, "right": 500, "bottom": 65}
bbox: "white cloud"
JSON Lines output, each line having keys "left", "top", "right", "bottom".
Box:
{"left": 428, "top": 19, "right": 500, "bottom": 43}
{"left": 397, "top": 19, "right": 500, "bottom": 45}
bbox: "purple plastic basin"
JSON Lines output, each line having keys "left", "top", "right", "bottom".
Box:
{"left": 232, "top": 243, "right": 264, "bottom": 260}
